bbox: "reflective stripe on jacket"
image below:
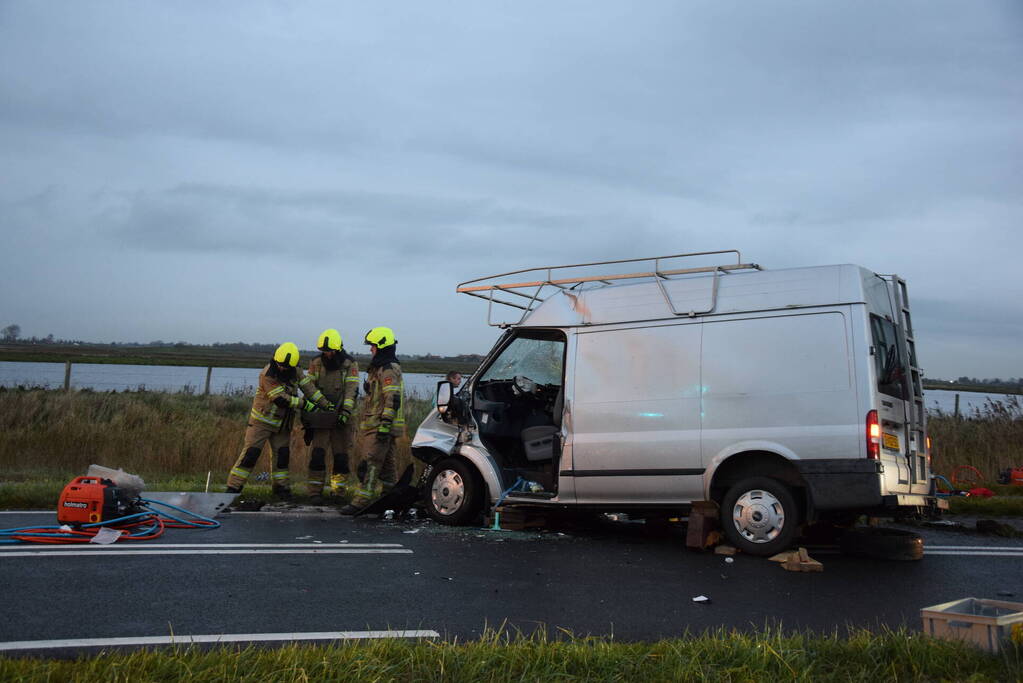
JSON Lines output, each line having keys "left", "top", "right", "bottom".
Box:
{"left": 306, "top": 355, "right": 360, "bottom": 411}
{"left": 249, "top": 364, "right": 298, "bottom": 430}
{"left": 358, "top": 361, "right": 405, "bottom": 435}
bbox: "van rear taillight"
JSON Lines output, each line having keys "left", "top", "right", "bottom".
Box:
{"left": 866, "top": 410, "right": 880, "bottom": 460}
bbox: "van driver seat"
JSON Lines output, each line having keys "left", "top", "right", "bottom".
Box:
{"left": 520, "top": 386, "right": 563, "bottom": 463}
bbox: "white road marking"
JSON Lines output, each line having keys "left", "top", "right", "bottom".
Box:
{"left": 926, "top": 545, "right": 1023, "bottom": 551}
{"left": 926, "top": 550, "right": 1023, "bottom": 557}
{"left": 0, "top": 548, "right": 411, "bottom": 558}
{"left": 0, "top": 543, "right": 403, "bottom": 550}
{"left": 0, "top": 630, "right": 439, "bottom": 652}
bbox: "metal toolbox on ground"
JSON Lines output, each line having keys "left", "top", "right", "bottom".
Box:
{"left": 920, "top": 597, "right": 1023, "bottom": 653}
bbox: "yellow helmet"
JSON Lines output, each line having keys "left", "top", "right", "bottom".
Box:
{"left": 273, "top": 342, "right": 300, "bottom": 367}
{"left": 317, "top": 328, "right": 342, "bottom": 351}
{"left": 364, "top": 326, "right": 396, "bottom": 349}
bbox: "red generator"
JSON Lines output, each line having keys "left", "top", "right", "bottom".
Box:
{"left": 57, "top": 477, "right": 136, "bottom": 526}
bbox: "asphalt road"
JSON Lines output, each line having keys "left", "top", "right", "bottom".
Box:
{"left": 1, "top": 508, "right": 1021, "bottom": 656}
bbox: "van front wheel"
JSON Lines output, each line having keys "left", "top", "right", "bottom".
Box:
{"left": 720, "top": 477, "right": 800, "bottom": 556}
{"left": 423, "top": 458, "right": 484, "bottom": 526}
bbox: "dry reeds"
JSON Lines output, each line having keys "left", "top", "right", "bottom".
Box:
{"left": 928, "top": 395, "right": 1023, "bottom": 482}
{"left": 2, "top": 388, "right": 1020, "bottom": 488}
{"left": 0, "top": 388, "right": 433, "bottom": 485}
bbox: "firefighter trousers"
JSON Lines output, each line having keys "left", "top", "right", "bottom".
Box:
{"left": 348, "top": 431, "right": 398, "bottom": 508}
{"left": 307, "top": 423, "right": 354, "bottom": 496}
{"left": 227, "top": 422, "right": 292, "bottom": 492}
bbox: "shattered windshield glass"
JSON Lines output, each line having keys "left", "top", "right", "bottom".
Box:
{"left": 479, "top": 335, "right": 564, "bottom": 385}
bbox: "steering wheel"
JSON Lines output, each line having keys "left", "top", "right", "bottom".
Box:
{"left": 512, "top": 375, "right": 537, "bottom": 396}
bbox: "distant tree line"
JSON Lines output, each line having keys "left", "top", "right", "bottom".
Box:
{"left": 0, "top": 325, "right": 483, "bottom": 363}
{"left": 924, "top": 376, "right": 1023, "bottom": 392}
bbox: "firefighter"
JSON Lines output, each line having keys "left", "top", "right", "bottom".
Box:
{"left": 340, "top": 326, "right": 405, "bottom": 515}
{"left": 225, "top": 342, "right": 331, "bottom": 498}
{"left": 304, "top": 328, "right": 360, "bottom": 502}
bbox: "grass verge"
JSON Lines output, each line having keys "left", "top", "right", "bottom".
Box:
{"left": 1, "top": 628, "right": 1020, "bottom": 682}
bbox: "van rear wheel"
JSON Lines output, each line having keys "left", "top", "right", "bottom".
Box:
{"left": 720, "top": 477, "right": 800, "bottom": 556}
{"left": 423, "top": 458, "right": 484, "bottom": 526}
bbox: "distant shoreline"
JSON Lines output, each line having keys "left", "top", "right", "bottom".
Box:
{"left": 0, "top": 344, "right": 479, "bottom": 375}
{"left": 922, "top": 383, "right": 1021, "bottom": 396}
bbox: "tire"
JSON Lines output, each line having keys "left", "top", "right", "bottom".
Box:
{"left": 423, "top": 458, "right": 484, "bottom": 526}
{"left": 720, "top": 477, "right": 801, "bottom": 556}
{"left": 840, "top": 527, "right": 924, "bottom": 561}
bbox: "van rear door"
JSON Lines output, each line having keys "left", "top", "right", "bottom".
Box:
{"left": 870, "top": 314, "right": 928, "bottom": 495}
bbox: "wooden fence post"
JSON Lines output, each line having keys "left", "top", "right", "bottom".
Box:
{"left": 954, "top": 393, "right": 960, "bottom": 418}
{"left": 204, "top": 366, "right": 213, "bottom": 396}
{"left": 64, "top": 360, "right": 72, "bottom": 391}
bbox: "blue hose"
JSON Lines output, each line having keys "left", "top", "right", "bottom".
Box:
{"left": 0, "top": 497, "right": 219, "bottom": 544}
{"left": 140, "top": 498, "right": 220, "bottom": 528}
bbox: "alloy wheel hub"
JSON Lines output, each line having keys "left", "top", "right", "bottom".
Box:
{"left": 431, "top": 469, "right": 465, "bottom": 515}
{"left": 732, "top": 489, "right": 785, "bottom": 543}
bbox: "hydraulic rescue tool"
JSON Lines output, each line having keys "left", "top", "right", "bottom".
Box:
{"left": 57, "top": 476, "right": 140, "bottom": 526}
{"left": 1, "top": 474, "right": 223, "bottom": 545}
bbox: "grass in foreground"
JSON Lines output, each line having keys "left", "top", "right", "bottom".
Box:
{"left": 1, "top": 628, "right": 1020, "bottom": 682}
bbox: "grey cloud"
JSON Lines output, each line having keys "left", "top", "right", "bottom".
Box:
{"left": 98, "top": 183, "right": 662, "bottom": 266}
{"left": 2, "top": 2, "right": 1021, "bottom": 376}
{"left": 911, "top": 297, "right": 1023, "bottom": 342}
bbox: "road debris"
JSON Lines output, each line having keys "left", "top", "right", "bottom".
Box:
{"left": 774, "top": 547, "right": 824, "bottom": 572}
{"left": 692, "top": 595, "right": 711, "bottom": 604}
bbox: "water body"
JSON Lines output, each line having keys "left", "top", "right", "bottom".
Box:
{"left": 0, "top": 361, "right": 447, "bottom": 399}
{"left": 1, "top": 361, "right": 1016, "bottom": 413}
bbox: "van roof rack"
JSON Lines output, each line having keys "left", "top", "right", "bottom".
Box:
{"left": 457, "top": 250, "right": 761, "bottom": 326}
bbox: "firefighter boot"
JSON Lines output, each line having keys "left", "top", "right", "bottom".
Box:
{"left": 340, "top": 465, "right": 377, "bottom": 515}
{"left": 330, "top": 473, "right": 350, "bottom": 499}
{"left": 331, "top": 452, "right": 351, "bottom": 499}
{"left": 307, "top": 448, "right": 327, "bottom": 502}
{"left": 272, "top": 447, "right": 292, "bottom": 500}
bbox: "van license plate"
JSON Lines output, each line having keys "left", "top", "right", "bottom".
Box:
{"left": 882, "top": 433, "right": 900, "bottom": 450}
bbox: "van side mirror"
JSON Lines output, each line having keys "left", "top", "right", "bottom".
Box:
{"left": 436, "top": 381, "right": 452, "bottom": 414}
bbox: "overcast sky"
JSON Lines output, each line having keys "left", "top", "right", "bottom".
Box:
{"left": 1, "top": 2, "right": 1021, "bottom": 378}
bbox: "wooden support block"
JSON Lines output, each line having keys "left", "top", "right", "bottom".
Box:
{"left": 685, "top": 501, "right": 720, "bottom": 550}
{"left": 781, "top": 547, "right": 824, "bottom": 572}
{"left": 714, "top": 544, "right": 737, "bottom": 556}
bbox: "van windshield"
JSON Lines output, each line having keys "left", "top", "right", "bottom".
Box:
{"left": 479, "top": 333, "right": 564, "bottom": 385}
{"left": 870, "top": 315, "right": 906, "bottom": 400}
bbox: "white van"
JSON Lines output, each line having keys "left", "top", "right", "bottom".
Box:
{"left": 412, "top": 251, "right": 943, "bottom": 555}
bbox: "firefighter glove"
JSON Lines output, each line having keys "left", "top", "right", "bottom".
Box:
{"left": 273, "top": 396, "right": 290, "bottom": 409}
{"left": 303, "top": 399, "right": 318, "bottom": 412}
{"left": 337, "top": 410, "right": 350, "bottom": 425}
